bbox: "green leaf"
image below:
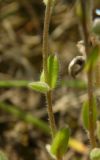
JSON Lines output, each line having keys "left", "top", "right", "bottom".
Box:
{"left": 50, "top": 127, "right": 70, "bottom": 157}
{"left": 48, "top": 55, "right": 59, "bottom": 89}
{"left": 90, "top": 148, "right": 100, "bottom": 160}
{"left": 0, "top": 151, "right": 8, "bottom": 160}
{"left": 85, "top": 46, "right": 99, "bottom": 71}
{"left": 82, "top": 97, "right": 97, "bottom": 130}
{"left": 40, "top": 55, "right": 59, "bottom": 89}
{"left": 28, "top": 81, "right": 50, "bottom": 93}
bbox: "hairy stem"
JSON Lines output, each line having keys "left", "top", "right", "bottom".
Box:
{"left": 80, "top": 0, "right": 96, "bottom": 148}
{"left": 46, "top": 91, "right": 56, "bottom": 137}
{"left": 42, "top": 0, "right": 56, "bottom": 138}
{"left": 42, "top": 0, "right": 51, "bottom": 82}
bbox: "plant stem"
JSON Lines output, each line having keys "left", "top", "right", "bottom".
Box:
{"left": 42, "top": 0, "right": 51, "bottom": 83}
{"left": 0, "top": 80, "right": 29, "bottom": 88}
{"left": 80, "top": 0, "right": 96, "bottom": 148}
{"left": 42, "top": 0, "right": 56, "bottom": 138}
{"left": 46, "top": 90, "right": 56, "bottom": 137}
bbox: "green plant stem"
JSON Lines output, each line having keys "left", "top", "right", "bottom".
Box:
{"left": 0, "top": 80, "right": 28, "bottom": 88}
{"left": 0, "top": 80, "right": 87, "bottom": 89}
{"left": 80, "top": 0, "right": 96, "bottom": 148}
{"left": 42, "top": 0, "right": 56, "bottom": 139}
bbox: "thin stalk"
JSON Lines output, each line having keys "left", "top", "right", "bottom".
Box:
{"left": 46, "top": 91, "right": 57, "bottom": 137}
{"left": 42, "top": 0, "right": 56, "bottom": 138}
{"left": 42, "top": 0, "right": 51, "bottom": 83}
{"left": 80, "top": 0, "right": 96, "bottom": 148}
{"left": 0, "top": 80, "right": 28, "bottom": 88}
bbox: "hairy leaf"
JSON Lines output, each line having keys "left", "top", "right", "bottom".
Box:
{"left": 29, "top": 81, "right": 50, "bottom": 93}
{"left": 40, "top": 55, "right": 59, "bottom": 89}
{"left": 82, "top": 98, "right": 97, "bottom": 130}
{"left": 48, "top": 55, "right": 59, "bottom": 89}
{"left": 50, "top": 127, "right": 70, "bottom": 157}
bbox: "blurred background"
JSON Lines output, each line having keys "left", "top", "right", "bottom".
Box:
{"left": 0, "top": 0, "right": 99, "bottom": 160}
